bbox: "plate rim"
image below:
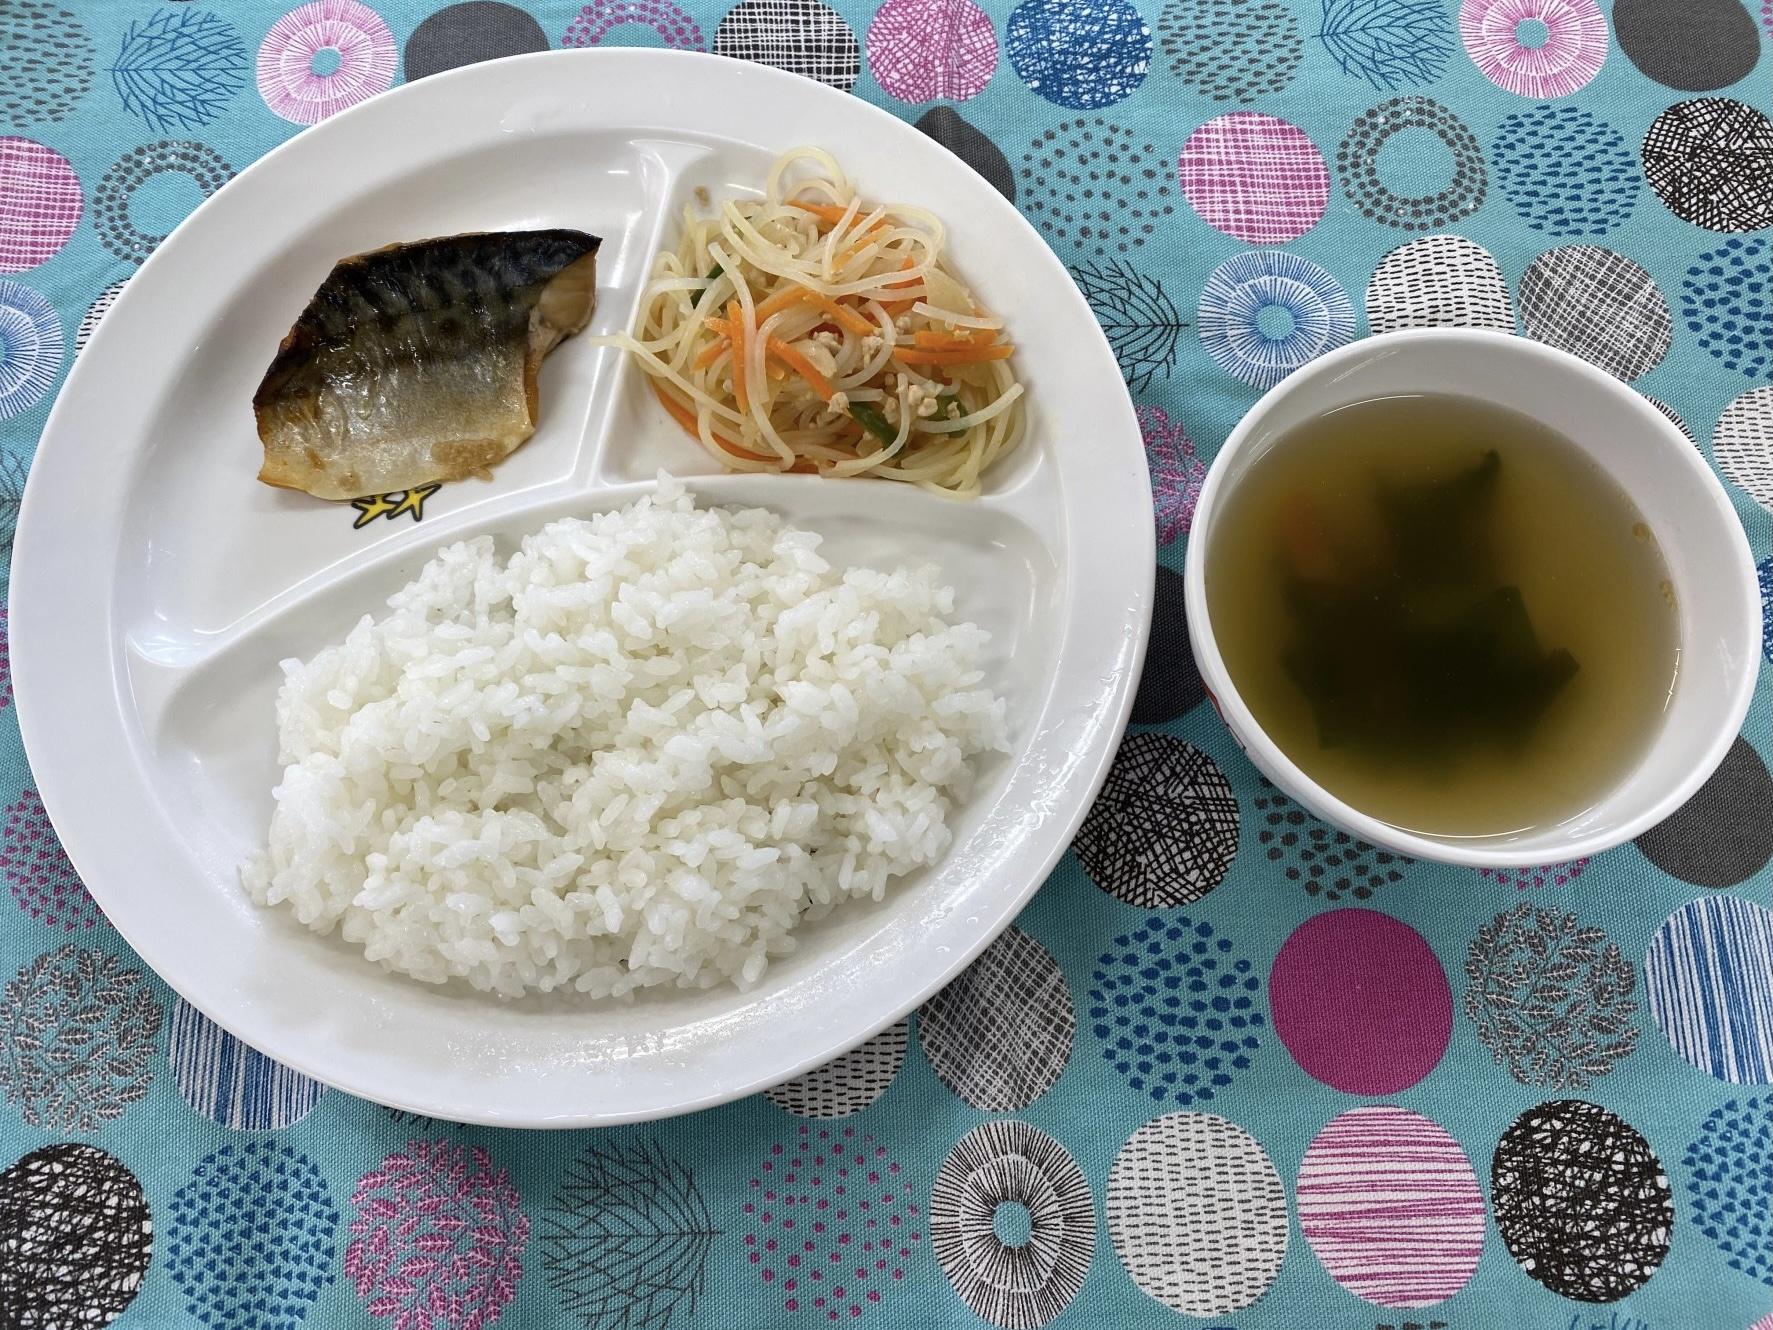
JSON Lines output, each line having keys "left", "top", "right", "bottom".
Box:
{"left": 10, "top": 47, "right": 1154, "bottom": 1126}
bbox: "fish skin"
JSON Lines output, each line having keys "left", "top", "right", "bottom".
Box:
{"left": 254, "top": 229, "right": 601, "bottom": 500}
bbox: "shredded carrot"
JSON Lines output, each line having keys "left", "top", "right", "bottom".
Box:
{"left": 755, "top": 287, "right": 875, "bottom": 335}
{"left": 649, "top": 378, "right": 774, "bottom": 463}
{"left": 726, "top": 300, "right": 749, "bottom": 414}
{"left": 892, "top": 343, "right": 1015, "bottom": 366}
{"left": 765, "top": 337, "right": 836, "bottom": 402}
{"left": 913, "top": 328, "right": 998, "bottom": 351}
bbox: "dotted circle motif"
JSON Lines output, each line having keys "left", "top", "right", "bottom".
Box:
{"left": 931, "top": 1121, "right": 1094, "bottom": 1328}
{"left": 1682, "top": 237, "right": 1770, "bottom": 380}
{"left": 0, "top": 2, "right": 95, "bottom": 124}
{"left": 1519, "top": 244, "right": 1672, "bottom": 381}
{"left": 1005, "top": 0, "right": 1151, "bottom": 110}
{"left": 257, "top": 0, "right": 396, "bottom": 125}
{"left": 766, "top": 1020, "right": 908, "bottom": 1118}
{"left": 1366, "top": 234, "right": 1515, "bottom": 334}
{"left": 1644, "top": 894, "right": 1773, "bottom": 1085}
{"left": 1251, "top": 781, "right": 1406, "bottom": 903}
{"left": 1297, "top": 1106, "right": 1485, "bottom": 1308}
{"left": 1156, "top": 0, "right": 1301, "bottom": 102}
{"left": 1338, "top": 97, "right": 1487, "bottom": 231}
{"left": 1493, "top": 104, "right": 1637, "bottom": 236}
{"left": 347, "top": 1141, "right": 530, "bottom": 1329}
{"left": 742, "top": 1122, "right": 922, "bottom": 1322}
{"left": 1199, "top": 249, "right": 1356, "bottom": 390}
{"left": 0, "top": 1144, "right": 151, "bottom": 1327}
{"left": 0, "top": 279, "right": 63, "bottom": 422}
{"left": 1178, "top": 113, "right": 1328, "bottom": 244}
{"left": 1641, "top": 98, "right": 1773, "bottom": 233}
{"left": 0, "top": 945, "right": 162, "bottom": 1130}
{"left": 93, "top": 140, "right": 234, "bottom": 264}
{"left": 1090, "top": 914, "right": 1264, "bottom": 1107}
{"left": 1491, "top": 1100, "right": 1672, "bottom": 1301}
{"left": 168, "top": 1143, "right": 335, "bottom": 1326}
{"left": 713, "top": 0, "right": 861, "bottom": 89}
{"left": 0, "top": 137, "right": 83, "bottom": 274}
{"left": 167, "top": 998, "right": 327, "bottom": 1131}
{"left": 1018, "top": 120, "right": 1172, "bottom": 257}
{"left": 404, "top": 2, "right": 549, "bottom": 79}
{"left": 867, "top": 0, "right": 998, "bottom": 103}
{"left": 1459, "top": 0, "right": 1608, "bottom": 98}
{"left": 2, "top": 787, "right": 101, "bottom": 930}
{"left": 1713, "top": 387, "right": 1773, "bottom": 515}
{"left": 1685, "top": 1096, "right": 1772, "bottom": 1286}
{"left": 1107, "top": 1112, "right": 1288, "bottom": 1316}
{"left": 564, "top": 0, "right": 706, "bottom": 47}
{"left": 1477, "top": 857, "right": 1591, "bottom": 890}
{"left": 918, "top": 925, "right": 1074, "bottom": 1111}
{"left": 1072, "top": 733, "right": 1239, "bottom": 908}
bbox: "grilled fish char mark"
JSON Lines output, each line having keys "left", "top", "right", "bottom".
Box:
{"left": 254, "top": 229, "right": 601, "bottom": 501}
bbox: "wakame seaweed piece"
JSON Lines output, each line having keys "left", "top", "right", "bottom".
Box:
{"left": 1377, "top": 448, "right": 1502, "bottom": 583}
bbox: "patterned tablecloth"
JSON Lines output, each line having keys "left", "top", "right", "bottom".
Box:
{"left": 2, "top": 1, "right": 1771, "bottom": 1327}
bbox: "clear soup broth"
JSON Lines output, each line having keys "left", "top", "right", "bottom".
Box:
{"left": 1206, "top": 393, "right": 1680, "bottom": 839}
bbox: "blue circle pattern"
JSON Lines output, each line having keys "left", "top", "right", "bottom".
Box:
{"left": 167, "top": 998, "right": 327, "bottom": 1131}
{"left": 1006, "top": 0, "right": 1150, "bottom": 110}
{"left": 1684, "top": 1096, "right": 1772, "bottom": 1286}
{"left": 1199, "top": 250, "right": 1356, "bottom": 390}
{"left": 1682, "top": 238, "right": 1770, "bottom": 380}
{"left": 0, "top": 281, "right": 63, "bottom": 422}
{"left": 1492, "top": 105, "right": 1638, "bottom": 237}
{"left": 1089, "top": 913, "right": 1264, "bottom": 1106}
{"left": 1759, "top": 557, "right": 1772, "bottom": 665}
{"left": 167, "top": 1140, "right": 336, "bottom": 1330}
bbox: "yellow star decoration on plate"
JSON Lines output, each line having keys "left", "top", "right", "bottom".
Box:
{"left": 351, "top": 483, "right": 442, "bottom": 530}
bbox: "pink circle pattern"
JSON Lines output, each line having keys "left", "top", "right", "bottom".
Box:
{"left": 1136, "top": 405, "right": 1204, "bottom": 546}
{"left": 258, "top": 0, "right": 397, "bottom": 126}
{"left": 0, "top": 607, "right": 10, "bottom": 711}
{"left": 0, "top": 138, "right": 81, "bottom": 275}
{"left": 1296, "top": 1106, "right": 1486, "bottom": 1308}
{"left": 1270, "top": 908, "right": 1453, "bottom": 1095}
{"left": 866, "top": 0, "right": 998, "bottom": 104}
{"left": 346, "top": 1141, "right": 530, "bottom": 1330}
{"left": 1177, "top": 113, "right": 1328, "bottom": 243}
{"left": 743, "top": 1122, "right": 922, "bottom": 1323}
{"left": 2, "top": 789, "right": 102, "bottom": 932}
{"left": 1459, "top": 0, "right": 1607, "bottom": 99}
{"left": 563, "top": 0, "right": 705, "bottom": 48}
{"left": 1478, "top": 857, "right": 1591, "bottom": 890}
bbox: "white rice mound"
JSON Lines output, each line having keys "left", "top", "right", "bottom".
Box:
{"left": 242, "top": 476, "right": 1006, "bottom": 998}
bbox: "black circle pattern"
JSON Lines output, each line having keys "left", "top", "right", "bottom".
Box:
{"left": 93, "top": 140, "right": 235, "bottom": 264}
{"left": 404, "top": 2, "right": 550, "bottom": 80}
{"left": 1072, "top": 733, "right": 1239, "bottom": 908}
{"left": 1641, "top": 98, "right": 1773, "bottom": 233}
{"left": 1131, "top": 566, "right": 1205, "bottom": 725}
{"left": 1338, "top": 97, "right": 1487, "bottom": 231}
{"left": 917, "top": 107, "right": 1016, "bottom": 203}
{"left": 0, "top": 1144, "right": 152, "bottom": 1327}
{"left": 918, "top": 926, "right": 1075, "bottom": 1111}
{"left": 931, "top": 1120, "right": 1095, "bottom": 1329}
{"left": 764, "top": 1020, "right": 908, "bottom": 1118}
{"left": 1018, "top": 119, "right": 1174, "bottom": 258}
{"left": 1251, "top": 780, "right": 1405, "bottom": 903}
{"left": 712, "top": 0, "right": 860, "bottom": 90}
{"left": 1156, "top": 0, "right": 1301, "bottom": 102}
{"left": 1491, "top": 1100, "right": 1673, "bottom": 1302}
{"left": 1634, "top": 735, "right": 1773, "bottom": 887}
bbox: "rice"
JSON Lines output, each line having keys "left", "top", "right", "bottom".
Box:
{"left": 241, "top": 475, "right": 1006, "bottom": 997}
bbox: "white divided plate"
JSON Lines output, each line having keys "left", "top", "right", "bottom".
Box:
{"left": 11, "top": 50, "right": 1152, "bottom": 1126}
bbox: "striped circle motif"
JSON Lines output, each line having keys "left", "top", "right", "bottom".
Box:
{"left": 918, "top": 926, "right": 1074, "bottom": 1110}
{"left": 1641, "top": 98, "right": 1773, "bottom": 233}
{"left": 765, "top": 1020, "right": 907, "bottom": 1118}
{"left": 1107, "top": 1112, "right": 1288, "bottom": 1316}
{"left": 1005, "top": 0, "right": 1150, "bottom": 110}
{"left": 866, "top": 0, "right": 998, "bottom": 103}
{"left": 1177, "top": 113, "right": 1328, "bottom": 243}
{"left": 713, "top": 0, "right": 861, "bottom": 90}
{"left": 257, "top": 0, "right": 396, "bottom": 125}
{"left": 1199, "top": 250, "right": 1355, "bottom": 390}
{"left": 931, "top": 1121, "right": 1094, "bottom": 1328}
{"left": 1519, "top": 244, "right": 1671, "bottom": 381}
{"left": 0, "top": 1144, "right": 151, "bottom": 1328}
{"left": 0, "top": 138, "right": 82, "bottom": 274}
{"left": 0, "top": 280, "right": 62, "bottom": 422}
{"left": 1297, "top": 1107, "right": 1485, "bottom": 1308}
{"left": 75, "top": 279, "right": 127, "bottom": 356}
{"left": 1714, "top": 387, "right": 1773, "bottom": 514}
{"left": 167, "top": 999, "right": 326, "bottom": 1130}
{"left": 1366, "top": 235, "right": 1514, "bottom": 334}
{"left": 1459, "top": 0, "right": 1607, "bottom": 98}
{"left": 1644, "top": 895, "right": 1773, "bottom": 1085}
{"left": 1073, "top": 734, "right": 1238, "bottom": 907}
